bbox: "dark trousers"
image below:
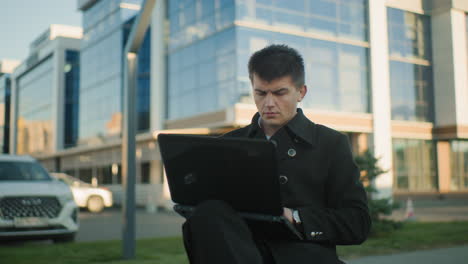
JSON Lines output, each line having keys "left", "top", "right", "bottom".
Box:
{"left": 182, "top": 200, "right": 276, "bottom": 264}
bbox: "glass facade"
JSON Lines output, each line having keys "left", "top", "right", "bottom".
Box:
{"left": 167, "top": 0, "right": 369, "bottom": 119}
{"left": 79, "top": 0, "right": 142, "bottom": 145}
{"left": 389, "top": 61, "right": 433, "bottom": 121}
{"left": 0, "top": 75, "right": 11, "bottom": 153}
{"left": 64, "top": 50, "right": 80, "bottom": 148}
{"left": 450, "top": 140, "right": 468, "bottom": 190}
{"left": 236, "top": 0, "right": 368, "bottom": 41}
{"left": 168, "top": 0, "right": 236, "bottom": 119}
{"left": 16, "top": 56, "right": 54, "bottom": 155}
{"left": 168, "top": 0, "right": 235, "bottom": 51}
{"left": 392, "top": 139, "right": 438, "bottom": 191}
{"left": 388, "top": 8, "right": 434, "bottom": 122}
{"left": 387, "top": 8, "right": 431, "bottom": 60}
{"left": 237, "top": 28, "right": 370, "bottom": 113}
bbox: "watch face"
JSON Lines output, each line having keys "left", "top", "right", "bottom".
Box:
{"left": 293, "top": 210, "right": 301, "bottom": 223}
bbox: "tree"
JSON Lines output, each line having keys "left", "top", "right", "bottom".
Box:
{"left": 354, "top": 150, "right": 401, "bottom": 235}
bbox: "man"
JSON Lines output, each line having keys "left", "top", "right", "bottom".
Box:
{"left": 182, "top": 44, "right": 371, "bottom": 264}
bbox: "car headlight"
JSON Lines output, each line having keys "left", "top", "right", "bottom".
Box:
{"left": 59, "top": 192, "right": 75, "bottom": 206}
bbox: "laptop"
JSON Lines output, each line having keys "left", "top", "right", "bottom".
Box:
{"left": 157, "top": 133, "right": 303, "bottom": 240}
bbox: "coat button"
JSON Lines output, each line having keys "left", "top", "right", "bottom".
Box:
{"left": 279, "top": 175, "right": 288, "bottom": 184}
{"left": 287, "top": 148, "right": 296, "bottom": 157}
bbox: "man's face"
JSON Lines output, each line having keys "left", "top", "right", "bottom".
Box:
{"left": 252, "top": 73, "right": 307, "bottom": 132}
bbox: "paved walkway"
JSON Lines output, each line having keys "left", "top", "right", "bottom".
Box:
{"left": 76, "top": 208, "right": 184, "bottom": 242}
{"left": 383, "top": 197, "right": 468, "bottom": 222}
{"left": 347, "top": 245, "right": 468, "bottom": 264}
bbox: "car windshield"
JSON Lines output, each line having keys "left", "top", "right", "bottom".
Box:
{"left": 0, "top": 161, "right": 52, "bottom": 181}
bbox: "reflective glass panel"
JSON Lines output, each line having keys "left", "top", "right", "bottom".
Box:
{"left": 0, "top": 77, "right": 10, "bottom": 153}
{"left": 390, "top": 61, "right": 434, "bottom": 122}
{"left": 451, "top": 140, "right": 468, "bottom": 190}
{"left": 64, "top": 50, "right": 80, "bottom": 148}
{"left": 235, "top": 28, "right": 370, "bottom": 113}
{"left": 17, "top": 57, "right": 54, "bottom": 155}
{"left": 387, "top": 8, "right": 431, "bottom": 60}
{"left": 168, "top": 28, "right": 237, "bottom": 119}
{"left": 393, "top": 139, "right": 438, "bottom": 191}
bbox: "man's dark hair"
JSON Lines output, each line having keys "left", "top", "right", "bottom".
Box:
{"left": 248, "top": 44, "right": 305, "bottom": 88}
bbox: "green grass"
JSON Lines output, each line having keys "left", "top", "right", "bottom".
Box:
{"left": 1, "top": 221, "right": 468, "bottom": 263}
{"left": 337, "top": 221, "right": 468, "bottom": 260}
{"left": 0, "top": 237, "right": 187, "bottom": 264}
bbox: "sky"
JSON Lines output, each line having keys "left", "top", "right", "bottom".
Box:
{"left": 0, "top": 0, "right": 81, "bottom": 62}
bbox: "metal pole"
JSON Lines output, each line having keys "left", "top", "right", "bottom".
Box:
{"left": 121, "top": 0, "right": 156, "bottom": 260}
{"left": 122, "top": 52, "right": 138, "bottom": 259}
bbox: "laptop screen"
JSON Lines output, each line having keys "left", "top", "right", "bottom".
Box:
{"left": 158, "top": 134, "right": 284, "bottom": 216}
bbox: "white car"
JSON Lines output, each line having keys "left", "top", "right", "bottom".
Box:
{"left": 0, "top": 155, "right": 78, "bottom": 243}
{"left": 51, "top": 173, "right": 113, "bottom": 213}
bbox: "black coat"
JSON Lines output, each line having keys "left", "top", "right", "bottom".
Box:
{"left": 223, "top": 108, "right": 371, "bottom": 264}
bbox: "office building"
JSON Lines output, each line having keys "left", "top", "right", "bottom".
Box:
{"left": 10, "top": 25, "right": 82, "bottom": 163}
{"left": 30, "top": 0, "right": 160, "bottom": 205}
{"left": 164, "top": 0, "right": 468, "bottom": 198}
{"left": 8, "top": 0, "right": 468, "bottom": 207}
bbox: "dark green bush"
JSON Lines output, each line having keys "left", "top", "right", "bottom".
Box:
{"left": 354, "top": 150, "right": 402, "bottom": 236}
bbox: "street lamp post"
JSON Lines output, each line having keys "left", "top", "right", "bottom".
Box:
{"left": 121, "top": 0, "right": 156, "bottom": 259}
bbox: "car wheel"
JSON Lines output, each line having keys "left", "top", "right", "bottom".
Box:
{"left": 53, "top": 233, "right": 76, "bottom": 243}
{"left": 87, "top": 196, "right": 105, "bottom": 213}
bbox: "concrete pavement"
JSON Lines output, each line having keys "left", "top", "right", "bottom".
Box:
{"left": 388, "top": 197, "right": 468, "bottom": 222}
{"left": 76, "top": 208, "right": 184, "bottom": 242}
{"left": 347, "top": 245, "right": 468, "bottom": 264}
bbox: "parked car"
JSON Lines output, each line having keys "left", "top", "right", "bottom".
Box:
{"left": 0, "top": 155, "right": 78, "bottom": 243}
{"left": 50, "top": 173, "right": 113, "bottom": 213}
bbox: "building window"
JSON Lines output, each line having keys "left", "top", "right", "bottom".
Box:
{"left": 78, "top": 2, "right": 141, "bottom": 146}
{"left": 236, "top": 0, "right": 368, "bottom": 41}
{"left": 117, "top": 164, "right": 123, "bottom": 184}
{"left": 78, "top": 168, "right": 93, "bottom": 184}
{"left": 389, "top": 61, "right": 433, "bottom": 121}
{"left": 388, "top": 8, "right": 434, "bottom": 122}
{"left": 169, "top": 0, "right": 235, "bottom": 51}
{"left": 141, "top": 162, "right": 150, "bottom": 184}
{"left": 97, "top": 166, "right": 113, "bottom": 185}
{"left": 64, "top": 50, "right": 80, "bottom": 148}
{"left": 306, "top": 39, "right": 369, "bottom": 113}
{"left": 450, "top": 140, "right": 468, "bottom": 190}
{"left": 16, "top": 56, "right": 54, "bottom": 155}
{"left": 64, "top": 169, "right": 76, "bottom": 177}
{"left": 236, "top": 28, "right": 370, "bottom": 113}
{"left": 392, "top": 139, "right": 438, "bottom": 191}
{"left": 168, "top": 0, "right": 369, "bottom": 119}
{"left": 0, "top": 77, "right": 11, "bottom": 153}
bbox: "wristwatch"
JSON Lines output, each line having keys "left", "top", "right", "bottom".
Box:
{"left": 292, "top": 209, "right": 302, "bottom": 224}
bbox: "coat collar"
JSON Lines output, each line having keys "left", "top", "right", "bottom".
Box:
{"left": 247, "top": 108, "right": 317, "bottom": 147}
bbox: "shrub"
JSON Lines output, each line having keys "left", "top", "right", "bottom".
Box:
{"left": 354, "top": 150, "right": 402, "bottom": 236}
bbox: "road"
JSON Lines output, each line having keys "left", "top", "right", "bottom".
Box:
{"left": 76, "top": 208, "right": 185, "bottom": 242}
